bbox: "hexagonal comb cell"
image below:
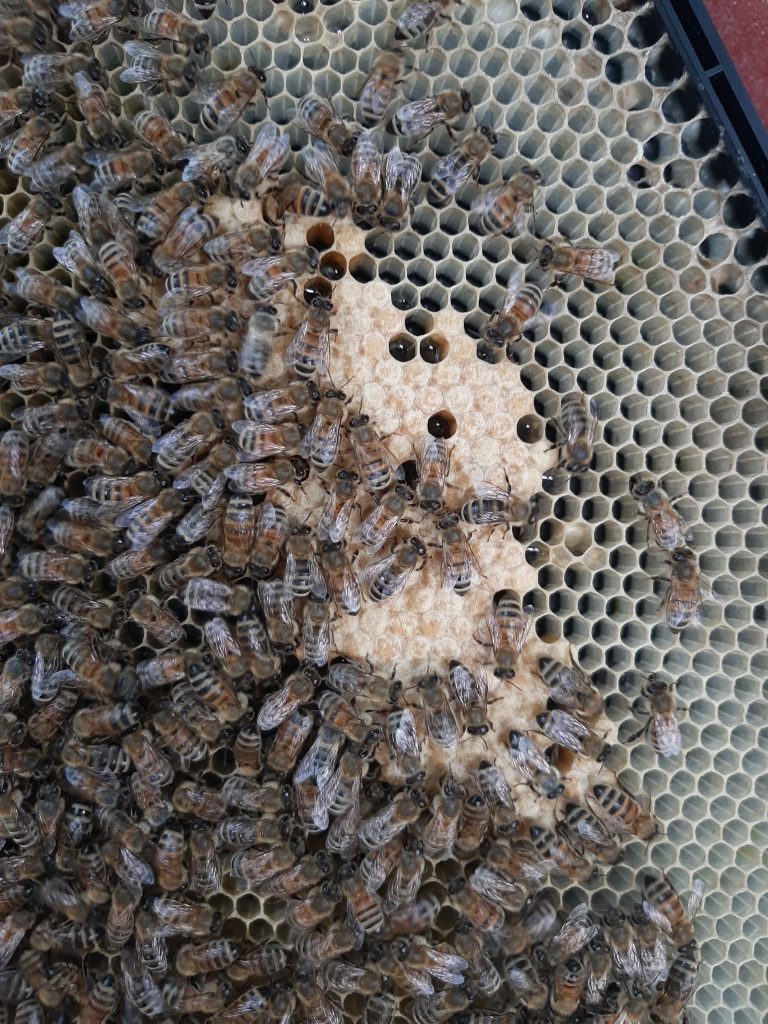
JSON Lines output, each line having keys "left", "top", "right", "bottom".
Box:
{"left": 0, "top": 1, "right": 764, "bottom": 1022}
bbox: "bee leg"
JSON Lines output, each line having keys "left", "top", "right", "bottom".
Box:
{"left": 472, "top": 635, "right": 493, "bottom": 648}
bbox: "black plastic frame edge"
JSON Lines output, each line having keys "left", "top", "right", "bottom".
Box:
{"left": 654, "top": 0, "right": 768, "bottom": 225}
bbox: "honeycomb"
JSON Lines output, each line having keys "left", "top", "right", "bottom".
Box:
{"left": 0, "top": 0, "right": 765, "bottom": 1022}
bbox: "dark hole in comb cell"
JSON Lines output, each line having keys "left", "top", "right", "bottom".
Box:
{"left": 320, "top": 251, "right": 346, "bottom": 280}
{"left": 349, "top": 253, "right": 376, "bottom": 283}
{"left": 303, "top": 275, "right": 333, "bottom": 304}
{"left": 517, "top": 415, "right": 543, "bottom": 443}
{"left": 306, "top": 222, "right": 334, "bottom": 251}
{"left": 419, "top": 333, "right": 448, "bottom": 363}
{"left": 404, "top": 310, "right": 433, "bottom": 336}
{"left": 388, "top": 334, "right": 416, "bottom": 362}
{"left": 427, "top": 410, "right": 457, "bottom": 439}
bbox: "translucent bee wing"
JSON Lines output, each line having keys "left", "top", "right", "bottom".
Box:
{"left": 642, "top": 899, "right": 673, "bottom": 936}
{"left": 470, "top": 183, "right": 506, "bottom": 214}
{"left": 388, "top": 708, "right": 421, "bottom": 759}
{"left": 654, "top": 715, "right": 683, "bottom": 758}
{"left": 448, "top": 663, "right": 476, "bottom": 710}
{"left": 124, "top": 39, "right": 166, "bottom": 63}
{"left": 550, "top": 903, "right": 598, "bottom": 955}
{"left": 302, "top": 140, "right": 338, "bottom": 190}
{"left": 243, "top": 123, "right": 289, "bottom": 180}
{"left": 430, "top": 148, "right": 471, "bottom": 196}
{"left": 418, "top": 436, "right": 448, "bottom": 489}
{"left": 240, "top": 253, "right": 286, "bottom": 277}
{"left": 0, "top": 127, "right": 22, "bottom": 159}
{"left": 688, "top": 878, "right": 705, "bottom": 919}
{"left": 340, "top": 565, "right": 362, "bottom": 615}
{"left": 294, "top": 95, "right": 335, "bottom": 134}
{"left": 203, "top": 617, "right": 242, "bottom": 662}
{"left": 352, "top": 129, "right": 383, "bottom": 188}
{"left": 393, "top": 97, "right": 441, "bottom": 138}
{"left": 388, "top": 149, "right": 422, "bottom": 201}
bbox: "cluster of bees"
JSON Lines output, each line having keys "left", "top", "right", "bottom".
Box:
{"left": 0, "top": 1, "right": 703, "bottom": 1023}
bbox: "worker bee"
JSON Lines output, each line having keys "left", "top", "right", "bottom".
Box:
{"left": 480, "top": 589, "right": 532, "bottom": 679}
{"left": 427, "top": 125, "right": 497, "bottom": 206}
{"left": 558, "top": 804, "right": 624, "bottom": 866}
{"left": 471, "top": 167, "right": 541, "bottom": 236}
{"left": 591, "top": 779, "right": 658, "bottom": 841}
{"left": 448, "top": 660, "right": 491, "bottom": 737}
{"left": 553, "top": 390, "right": 599, "bottom": 474}
{"left": 302, "top": 387, "right": 346, "bottom": 472}
{"left": 16, "top": 552, "right": 96, "bottom": 585}
{"left": 198, "top": 62, "right": 267, "bottom": 135}
{"left": 26, "top": 141, "right": 85, "bottom": 192}
{"left": 135, "top": 180, "right": 200, "bottom": 245}
{"left": 59, "top": 0, "right": 137, "bottom": 42}
{"left": 242, "top": 246, "right": 319, "bottom": 303}
{"left": 528, "top": 824, "right": 596, "bottom": 883}
{"left": 72, "top": 69, "right": 118, "bottom": 145}
{"left": 152, "top": 205, "right": 219, "bottom": 273}
{"left": 459, "top": 476, "right": 532, "bottom": 534}
{"left": 283, "top": 525, "right": 326, "bottom": 600}
{"left": 650, "top": 941, "right": 699, "bottom": 1024}
{"left": 243, "top": 381, "right": 312, "bottom": 425}
{"left": 302, "top": 600, "right": 332, "bottom": 667}
{"left": 21, "top": 51, "right": 103, "bottom": 87}
{"left": 359, "top": 792, "right": 422, "bottom": 850}
{"left": 204, "top": 222, "right": 279, "bottom": 263}
{"left": 295, "top": 94, "right": 358, "bottom": 156}
{"left": 350, "top": 128, "right": 383, "bottom": 226}
{"left": 0, "top": 191, "right": 61, "bottom": 255}
{"left": 284, "top": 298, "right": 334, "bottom": 380}
{"left": 664, "top": 546, "right": 708, "bottom": 631}
{"left": 413, "top": 434, "right": 448, "bottom": 511}
{"left": 141, "top": 1, "right": 210, "bottom": 55}
{"left": 538, "top": 655, "right": 602, "bottom": 722}
{"left": 395, "top": 0, "right": 456, "bottom": 42}
{"left": 643, "top": 874, "right": 704, "bottom": 947}
{"left": 447, "top": 876, "right": 504, "bottom": 934}
{"left": 391, "top": 89, "right": 471, "bottom": 141}
{"left": 437, "top": 513, "right": 481, "bottom": 596}
{"left": 320, "top": 541, "right": 362, "bottom": 616}
{"left": 0, "top": 82, "right": 51, "bottom": 130}
{"left": 550, "top": 955, "right": 587, "bottom": 1016}
{"left": 4, "top": 267, "right": 78, "bottom": 313}
{"left": 253, "top": 579, "right": 295, "bottom": 652}
{"left": 184, "top": 577, "right": 251, "bottom": 616}
{"left": 1, "top": 112, "right": 59, "bottom": 176}
{"left": 233, "top": 421, "right": 301, "bottom": 462}
{"left": 506, "top": 730, "right": 564, "bottom": 799}
{"left": 298, "top": 140, "right": 351, "bottom": 217}
{"left": 78, "top": 972, "right": 121, "bottom": 1024}
{"left": 233, "top": 122, "right": 289, "bottom": 200}
{"left": 242, "top": 500, "right": 286, "bottom": 580}
{"left": 413, "top": 672, "right": 457, "bottom": 751}
{"left": 133, "top": 108, "right": 187, "bottom": 162}
{"left": 84, "top": 146, "right": 156, "bottom": 191}
{"left": 179, "top": 134, "right": 244, "bottom": 189}
{"left": 536, "top": 709, "right": 611, "bottom": 762}
{"left": 0, "top": 316, "right": 53, "bottom": 358}
{"left": 121, "top": 40, "right": 198, "bottom": 91}
{"left": 481, "top": 265, "right": 544, "bottom": 357}
{"left": 317, "top": 469, "right": 358, "bottom": 544}
{"left": 349, "top": 414, "right": 393, "bottom": 494}
{"left": 627, "top": 674, "right": 683, "bottom": 758}
{"left": 224, "top": 457, "right": 296, "bottom": 496}
{"left": 359, "top": 48, "right": 405, "bottom": 126}
{"left": 0, "top": 361, "right": 67, "bottom": 392}
{"left": 629, "top": 475, "right": 693, "bottom": 551}
{"left": 378, "top": 146, "right": 421, "bottom": 230}
{"left": 352, "top": 486, "right": 406, "bottom": 553}
{"left": 537, "top": 241, "right": 620, "bottom": 284}
{"left": 364, "top": 536, "right": 426, "bottom": 604}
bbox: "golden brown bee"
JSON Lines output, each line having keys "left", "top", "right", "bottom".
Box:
{"left": 78, "top": 973, "right": 121, "bottom": 1024}
{"left": 161, "top": 305, "right": 240, "bottom": 341}
{"left": 627, "top": 674, "right": 683, "bottom": 758}
{"left": 472, "top": 167, "right": 541, "bottom": 236}
{"left": 72, "top": 702, "right": 140, "bottom": 740}
{"left": 481, "top": 266, "right": 543, "bottom": 358}
{"left": 163, "top": 265, "right": 238, "bottom": 311}
{"left": 27, "top": 141, "right": 86, "bottom": 192}
{"left": 538, "top": 654, "right": 603, "bottom": 720}
{"left": 296, "top": 924, "right": 357, "bottom": 969}
{"left": 536, "top": 709, "right": 611, "bottom": 762}
{"left": 538, "top": 241, "right": 620, "bottom": 284}
{"left": 447, "top": 876, "right": 505, "bottom": 933}
{"left": 0, "top": 15, "right": 49, "bottom": 51}
{"left": 1, "top": 112, "right": 59, "bottom": 176}
{"left": 153, "top": 545, "right": 220, "bottom": 593}
{"left": 559, "top": 802, "right": 624, "bottom": 865}
{"left": 480, "top": 588, "right": 532, "bottom": 679}
{"left": 121, "top": 39, "right": 198, "bottom": 90}
{"left": 224, "top": 457, "right": 296, "bottom": 496}
{"left": 186, "top": 660, "right": 244, "bottom": 724}
{"left": 0, "top": 360, "right": 66, "bottom": 394}
{"left": 89, "top": 225, "right": 145, "bottom": 309}
{"left": 248, "top": 500, "right": 290, "bottom": 579}
{"left": 152, "top": 706, "right": 207, "bottom": 769}
{"left": 302, "top": 386, "right": 347, "bottom": 472}
{"left": 16, "top": 552, "right": 95, "bottom": 586}
{"left": 84, "top": 146, "right": 156, "bottom": 190}
{"left": 550, "top": 955, "right": 587, "bottom": 1016}
{"left": 219, "top": 493, "right": 254, "bottom": 574}
{"left": 133, "top": 108, "right": 186, "bottom": 162}
{"left": 350, "top": 128, "right": 383, "bottom": 226}
{"left": 105, "top": 884, "right": 137, "bottom": 951}
{"left": 79, "top": 296, "right": 153, "bottom": 345}
{"left": 0, "top": 191, "right": 61, "bottom": 254}
{"left": 437, "top": 513, "right": 481, "bottom": 596}
{"left": 21, "top": 50, "right": 102, "bottom": 87}
{"left": 28, "top": 690, "right": 78, "bottom": 745}
{"left": 391, "top": 89, "right": 471, "bottom": 140}
{"left": 556, "top": 391, "right": 599, "bottom": 474}
{"left": 295, "top": 94, "right": 358, "bottom": 156}
{"left": 365, "top": 536, "right": 427, "bottom": 604}
{"left": 0, "top": 82, "right": 51, "bottom": 129}
{"left": 135, "top": 180, "right": 201, "bottom": 245}
{"left": 230, "top": 844, "right": 296, "bottom": 885}
{"left": 66, "top": 435, "right": 131, "bottom": 476}
{"left": 320, "top": 541, "right": 362, "bottom": 616}
{"left": 141, "top": 4, "right": 210, "bottom": 54}
{"left": 243, "top": 246, "right": 318, "bottom": 306}
{"left": 379, "top": 146, "right": 421, "bottom": 231}
{"left": 233, "top": 122, "right": 289, "bottom": 200}
{"left": 591, "top": 779, "right": 658, "bottom": 841}
{"left": 85, "top": 468, "right": 161, "bottom": 504}
{"left": 0, "top": 431, "right": 30, "bottom": 502}
{"left": 205, "top": 222, "right": 279, "bottom": 263}
{"left": 280, "top": 298, "right": 333, "bottom": 379}
{"left": 175, "top": 937, "right": 242, "bottom": 977}
{"left": 360, "top": 48, "right": 406, "bottom": 126}
{"left": 60, "top": 0, "right": 137, "bottom": 43}
{"left": 650, "top": 941, "right": 699, "bottom": 1024}
{"left": 664, "top": 547, "right": 707, "bottom": 631}
{"left": 72, "top": 70, "right": 117, "bottom": 144}
{"left": 153, "top": 206, "right": 219, "bottom": 274}
{"left": 105, "top": 344, "right": 170, "bottom": 382}
{"left": 528, "top": 824, "right": 596, "bottom": 883}
{"left": 353, "top": 486, "right": 405, "bottom": 555}
{"left": 427, "top": 125, "right": 497, "bottom": 207}
{"left": 150, "top": 819, "right": 187, "bottom": 891}
{"left": 348, "top": 413, "right": 391, "bottom": 494}
{"left": 46, "top": 519, "right": 117, "bottom": 559}
{"left": 643, "top": 874, "right": 704, "bottom": 947}
{"left": 630, "top": 475, "right": 693, "bottom": 551}
{"left": 199, "top": 62, "right": 267, "bottom": 134}
{"left": 233, "top": 420, "right": 301, "bottom": 463}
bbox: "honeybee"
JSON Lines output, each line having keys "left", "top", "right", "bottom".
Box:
{"left": 159, "top": 346, "right": 236, "bottom": 385}
{"left": 295, "top": 94, "right": 358, "bottom": 156}
{"left": 529, "top": 825, "right": 596, "bottom": 883}
{"left": 627, "top": 674, "right": 683, "bottom": 758}
{"left": 121, "top": 40, "right": 198, "bottom": 91}
{"left": 302, "top": 387, "right": 346, "bottom": 472}
{"left": 538, "top": 241, "right": 620, "bottom": 285}
{"left": 282, "top": 526, "right": 325, "bottom": 600}
{"left": 320, "top": 542, "right": 362, "bottom": 616}
{"left": 364, "top": 536, "right": 426, "bottom": 604}
{"left": 538, "top": 654, "right": 603, "bottom": 720}
{"left": 359, "top": 48, "right": 405, "bottom": 127}
{"left": 26, "top": 141, "right": 85, "bottom": 192}
{"left": 550, "top": 955, "right": 587, "bottom": 1016}
{"left": 85, "top": 468, "right": 161, "bottom": 504}
{"left": 427, "top": 125, "right": 497, "bottom": 207}
{"left": 119, "top": 488, "right": 183, "bottom": 550}
{"left": 184, "top": 577, "right": 251, "bottom": 616}
{"left": 447, "top": 876, "right": 505, "bottom": 934}
{"left": 351, "top": 486, "right": 404, "bottom": 553}
{"left": 0, "top": 316, "right": 52, "bottom": 357}
{"left": 558, "top": 803, "right": 623, "bottom": 865}
{"left": 650, "top": 941, "right": 699, "bottom": 1024}
{"left": 141, "top": 1, "right": 210, "bottom": 55}
{"left": 205, "top": 222, "right": 279, "bottom": 263}
{"left": 135, "top": 180, "right": 200, "bottom": 245}
{"left": 302, "top": 600, "right": 332, "bottom": 667}
{"left": 0, "top": 361, "right": 67, "bottom": 392}
{"left": 175, "top": 937, "right": 242, "bottom": 978}
{"left": 72, "top": 70, "right": 118, "bottom": 145}
{"left": 471, "top": 167, "right": 541, "bottom": 236}
{"left": 233, "top": 122, "right": 289, "bottom": 200}
{"left": 643, "top": 874, "right": 704, "bottom": 948}
{"left": 349, "top": 128, "right": 383, "bottom": 227}
{"left": 0, "top": 82, "right": 51, "bottom": 129}
{"left": 79, "top": 972, "right": 121, "bottom": 1024}
{"left": 1, "top": 112, "right": 59, "bottom": 176}
{"left": 152, "top": 205, "right": 219, "bottom": 273}
{"left": 555, "top": 391, "right": 599, "bottom": 474}
{"left": 298, "top": 140, "right": 351, "bottom": 217}
{"left": 121, "top": 950, "right": 167, "bottom": 1018}
{"left": 0, "top": 191, "right": 61, "bottom": 254}
{"left": 84, "top": 147, "right": 156, "bottom": 191}
{"left": 22, "top": 51, "right": 103, "bottom": 88}
{"left": 242, "top": 246, "right": 319, "bottom": 303}
{"left": 5, "top": 267, "right": 77, "bottom": 313}
{"left": 284, "top": 298, "right": 334, "bottom": 379}
{"left": 16, "top": 552, "right": 95, "bottom": 585}
{"left": 198, "top": 63, "right": 267, "bottom": 135}
{"left": 243, "top": 381, "right": 312, "bottom": 425}
{"left": 480, "top": 589, "right": 532, "bottom": 679}
{"left": 224, "top": 457, "right": 296, "bottom": 496}
{"left": 236, "top": 309, "right": 275, "bottom": 379}
{"left": 133, "top": 108, "right": 187, "bottom": 161}
{"left": 506, "top": 730, "right": 564, "bottom": 799}
{"left": 629, "top": 475, "right": 693, "bottom": 551}
{"left": 378, "top": 146, "right": 421, "bottom": 231}
{"left": 481, "top": 265, "right": 544, "bottom": 355}
{"left": 316, "top": 469, "right": 357, "bottom": 544}
{"left": 536, "top": 709, "right": 610, "bottom": 762}
{"left": 59, "top": 0, "right": 137, "bottom": 42}
{"left": 161, "top": 305, "right": 240, "bottom": 342}
{"left": 437, "top": 513, "right": 481, "bottom": 596}
{"left": 666, "top": 546, "right": 709, "bottom": 630}
{"left": 395, "top": 1, "right": 456, "bottom": 42}
{"left": 591, "top": 779, "right": 658, "bottom": 841}
{"left": 106, "top": 884, "right": 137, "bottom": 951}
{"left": 233, "top": 421, "right": 301, "bottom": 462}
{"left": 391, "top": 89, "right": 471, "bottom": 141}
{"left": 348, "top": 414, "right": 392, "bottom": 494}
{"left": 359, "top": 793, "right": 422, "bottom": 850}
